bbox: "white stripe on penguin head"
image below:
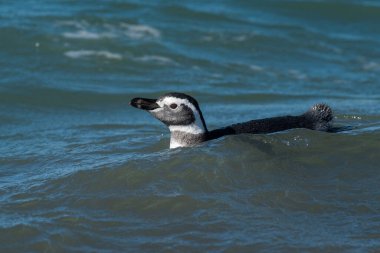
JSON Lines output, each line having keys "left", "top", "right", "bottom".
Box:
{"left": 156, "top": 96, "right": 206, "bottom": 134}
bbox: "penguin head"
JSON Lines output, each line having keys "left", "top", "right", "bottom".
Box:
{"left": 130, "top": 92, "right": 208, "bottom": 134}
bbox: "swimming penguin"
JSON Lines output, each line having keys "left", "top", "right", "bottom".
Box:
{"left": 130, "top": 92, "right": 333, "bottom": 148}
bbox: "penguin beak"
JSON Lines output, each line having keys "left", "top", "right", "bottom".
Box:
{"left": 130, "top": 97, "right": 160, "bottom": 111}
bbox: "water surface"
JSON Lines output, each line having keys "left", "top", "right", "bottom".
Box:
{"left": 1, "top": 1, "right": 380, "bottom": 252}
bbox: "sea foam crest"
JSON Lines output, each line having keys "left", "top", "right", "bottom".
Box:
{"left": 59, "top": 21, "right": 160, "bottom": 41}
{"left": 63, "top": 30, "right": 115, "bottom": 40}
{"left": 363, "top": 61, "right": 380, "bottom": 72}
{"left": 134, "top": 55, "right": 176, "bottom": 65}
{"left": 64, "top": 50, "right": 122, "bottom": 60}
{"left": 121, "top": 23, "right": 161, "bottom": 39}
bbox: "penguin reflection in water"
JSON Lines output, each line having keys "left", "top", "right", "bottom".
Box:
{"left": 130, "top": 92, "right": 333, "bottom": 149}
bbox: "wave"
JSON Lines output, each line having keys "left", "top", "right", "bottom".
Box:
{"left": 362, "top": 61, "right": 380, "bottom": 72}
{"left": 133, "top": 55, "right": 177, "bottom": 65}
{"left": 63, "top": 50, "right": 177, "bottom": 66}
{"left": 63, "top": 30, "right": 115, "bottom": 40}
{"left": 120, "top": 23, "right": 161, "bottom": 40}
{"left": 59, "top": 21, "right": 161, "bottom": 41}
{"left": 3, "top": 128, "right": 380, "bottom": 204}
{"left": 64, "top": 50, "right": 122, "bottom": 60}
{"left": 0, "top": 86, "right": 126, "bottom": 108}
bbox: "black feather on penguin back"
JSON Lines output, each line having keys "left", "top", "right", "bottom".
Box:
{"left": 303, "top": 103, "right": 333, "bottom": 131}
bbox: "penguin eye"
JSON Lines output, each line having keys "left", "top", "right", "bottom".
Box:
{"left": 169, "top": 103, "right": 178, "bottom": 109}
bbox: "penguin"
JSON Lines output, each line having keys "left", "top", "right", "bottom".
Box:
{"left": 130, "top": 92, "right": 333, "bottom": 148}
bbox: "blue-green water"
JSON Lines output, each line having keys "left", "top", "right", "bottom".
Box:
{"left": 1, "top": 1, "right": 380, "bottom": 252}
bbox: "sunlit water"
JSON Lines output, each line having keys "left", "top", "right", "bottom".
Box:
{"left": 1, "top": 1, "right": 380, "bottom": 252}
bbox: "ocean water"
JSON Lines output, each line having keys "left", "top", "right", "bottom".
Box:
{"left": 1, "top": 0, "right": 380, "bottom": 252}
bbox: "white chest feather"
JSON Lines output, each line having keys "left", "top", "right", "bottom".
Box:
{"left": 169, "top": 123, "right": 204, "bottom": 135}
{"left": 169, "top": 138, "right": 182, "bottom": 149}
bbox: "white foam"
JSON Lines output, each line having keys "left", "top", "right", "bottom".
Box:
{"left": 59, "top": 21, "right": 160, "bottom": 41}
{"left": 63, "top": 30, "right": 114, "bottom": 40}
{"left": 134, "top": 55, "right": 176, "bottom": 65}
{"left": 363, "top": 61, "right": 380, "bottom": 71}
{"left": 249, "top": 64, "right": 264, "bottom": 72}
{"left": 233, "top": 35, "right": 247, "bottom": 42}
{"left": 57, "top": 20, "right": 87, "bottom": 29}
{"left": 64, "top": 50, "right": 122, "bottom": 60}
{"left": 201, "top": 36, "right": 213, "bottom": 42}
{"left": 121, "top": 23, "right": 161, "bottom": 39}
{"left": 288, "top": 69, "right": 307, "bottom": 80}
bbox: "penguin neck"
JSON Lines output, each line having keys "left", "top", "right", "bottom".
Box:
{"left": 168, "top": 122, "right": 207, "bottom": 148}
